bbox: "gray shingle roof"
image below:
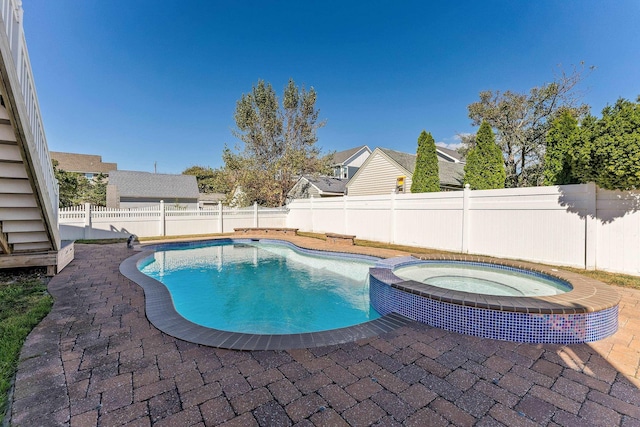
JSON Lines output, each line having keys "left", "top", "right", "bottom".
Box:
{"left": 108, "top": 170, "right": 199, "bottom": 199}
{"left": 380, "top": 148, "right": 416, "bottom": 174}
{"left": 304, "top": 175, "right": 348, "bottom": 194}
{"left": 379, "top": 148, "right": 464, "bottom": 188}
{"left": 330, "top": 145, "right": 369, "bottom": 166}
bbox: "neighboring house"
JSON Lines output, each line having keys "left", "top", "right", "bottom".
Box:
{"left": 331, "top": 145, "right": 371, "bottom": 180}
{"left": 198, "top": 192, "right": 226, "bottom": 208}
{"left": 436, "top": 145, "right": 465, "bottom": 163}
{"left": 346, "top": 147, "right": 465, "bottom": 196}
{"left": 106, "top": 171, "right": 200, "bottom": 208}
{"left": 287, "top": 175, "right": 348, "bottom": 201}
{"left": 50, "top": 151, "right": 117, "bottom": 180}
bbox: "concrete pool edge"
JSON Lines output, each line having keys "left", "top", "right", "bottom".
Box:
{"left": 119, "top": 238, "right": 412, "bottom": 350}
{"left": 370, "top": 255, "right": 621, "bottom": 344}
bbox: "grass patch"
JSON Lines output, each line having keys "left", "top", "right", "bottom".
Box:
{"left": 354, "top": 239, "right": 452, "bottom": 255}
{"left": 563, "top": 268, "right": 640, "bottom": 291}
{"left": 0, "top": 268, "right": 52, "bottom": 424}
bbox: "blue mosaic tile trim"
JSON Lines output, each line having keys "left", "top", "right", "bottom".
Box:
{"left": 370, "top": 275, "right": 618, "bottom": 344}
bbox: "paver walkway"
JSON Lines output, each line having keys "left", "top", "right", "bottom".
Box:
{"left": 8, "top": 242, "right": 640, "bottom": 426}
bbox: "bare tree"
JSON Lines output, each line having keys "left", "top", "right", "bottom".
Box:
{"left": 468, "top": 65, "right": 591, "bottom": 187}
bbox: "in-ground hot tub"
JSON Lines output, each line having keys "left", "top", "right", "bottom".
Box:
{"left": 370, "top": 256, "right": 620, "bottom": 344}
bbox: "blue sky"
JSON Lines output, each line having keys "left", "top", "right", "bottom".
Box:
{"left": 23, "top": 1, "right": 640, "bottom": 174}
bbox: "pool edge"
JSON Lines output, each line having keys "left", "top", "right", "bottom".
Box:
{"left": 119, "top": 239, "right": 412, "bottom": 350}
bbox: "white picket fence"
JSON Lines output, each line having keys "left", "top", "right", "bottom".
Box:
{"left": 286, "top": 183, "right": 640, "bottom": 276}
{"left": 59, "top": 201, "right": 288, "bottom": 240}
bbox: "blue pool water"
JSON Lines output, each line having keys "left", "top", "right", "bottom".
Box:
{"left": 138, "top": 241, "right": 380, "bottom": 334}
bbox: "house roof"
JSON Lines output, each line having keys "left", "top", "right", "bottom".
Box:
{"left": 379, "top": 148, "right": 416, "bottom": 174}
{"left": 108, "top": 170, "right": 199, "bottom": 199}
{"left": 436, "top": 146, "right": 465, "bottom": 163}
{"left": 330, "top": 145, "right": 370, "bottom": 166}
{"left": 304, "top": 175, "right": 348, "bottom": 194}
{"left": 378, "top": 148, "right": 465, "bottom": 188}
{"left": 51, "top": 151, "right": 117, "bottom": 174}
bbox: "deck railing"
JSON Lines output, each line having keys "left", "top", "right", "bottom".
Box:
{"left": 0, "top": 0, "right": 59, "bottom": 226}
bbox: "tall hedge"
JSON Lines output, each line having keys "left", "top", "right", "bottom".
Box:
{"left": 463, "top": 121, "right": 506, "bottom": 189}
{"left": 411, "top": 130, "right": 440, "bottom": 193}
{"left": 544, "top": 110, "right": 580, "bottom": 185}
{"left": 571, "top": 97, "right": 640, "bottom": 191}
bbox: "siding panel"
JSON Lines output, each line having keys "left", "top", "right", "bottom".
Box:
{"left": 347, "top": 152, "right": 411, "bottom": 196}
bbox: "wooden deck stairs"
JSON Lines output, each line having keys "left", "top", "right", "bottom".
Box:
{"left": 0, "top": 0, "right": 73, "bottom": 274}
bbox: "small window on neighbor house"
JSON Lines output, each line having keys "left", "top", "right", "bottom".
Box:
{"left": 343, "top": 171, "right": 347, "bottom": 178}
{"left": 85, "top": 173, "right": 94, "bottom": 179}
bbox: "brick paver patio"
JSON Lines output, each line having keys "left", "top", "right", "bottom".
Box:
{"left": 8, "top": 242, "right": 640, "bottom": 426}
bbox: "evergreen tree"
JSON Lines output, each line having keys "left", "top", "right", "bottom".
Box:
{"left": 85, "top": 173, "right": 107, "bottom": 206}
{"left": 52, "top": 160, "right": 107, "bottom": 207}
{"left": 410, "top": 130, "right": 440, "bottom": 193}
{"left": 463, "top": 121, "right": 506, "bottom": 190}
{"left": 571, "top": 96, "right": 640, "bottom": 190}
{"left": 543, "top": 110, "right": 580, "bottom": 185}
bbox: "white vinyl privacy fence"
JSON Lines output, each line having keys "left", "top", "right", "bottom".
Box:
{"left": 286, "top": 183, "right": 640, "bottom": 276}
{"left": 59, "top": 201, "right": 288, "bottom": 240}
{"left": 58, "top": 184, "right": 640, "bottom": 276}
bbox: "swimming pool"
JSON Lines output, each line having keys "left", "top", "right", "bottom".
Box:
{"left": 138, "top": 241, "right": 380, "bottom": 334}
{"left": 119, "top": 239, "right": 411, "bottom": 350}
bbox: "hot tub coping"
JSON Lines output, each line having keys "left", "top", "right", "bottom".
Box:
{"left": 372, "top": 254, "right": 620, "bottom": 315}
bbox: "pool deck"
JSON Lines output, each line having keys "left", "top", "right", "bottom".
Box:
{"left": 8, "top": 239, "right": 640, "bottom": 426}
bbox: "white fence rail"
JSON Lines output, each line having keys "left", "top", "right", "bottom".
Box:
{"left": 59, "top": 202, "right": 288, "bottom": 240}
{"left": 287, "top": 183, "right": 640, "bottom": 276}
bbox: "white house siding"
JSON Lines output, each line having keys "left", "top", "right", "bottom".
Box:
{"left": 346, "top": 151, "right": 412, "bottom": 196}
{"left": 348, "top": 149, "right": 371, "bottom": 168}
